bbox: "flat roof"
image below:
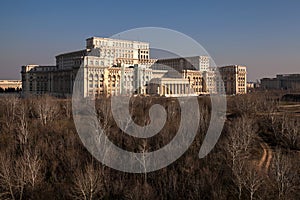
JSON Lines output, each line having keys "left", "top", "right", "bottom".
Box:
{"left": 56, "top": 49, "right": 87, "bottom": 57}
{"left": 86, "top": 37, "right": 149, "bottom": 44}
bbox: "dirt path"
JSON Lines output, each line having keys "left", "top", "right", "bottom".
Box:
{"left": 258, "top": 143, "right": 267, "bottom": 169}
{"left": 258, "top": 142, "right": 273, "bottom": 172}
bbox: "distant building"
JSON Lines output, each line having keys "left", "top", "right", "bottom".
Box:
{"left": 21, "top": 65, "right": 57, "bottom": 95}
{"left": 0, "top": 80, "right": 22, "bottom": 91}
{"left": 246, "top": 81, "right": 260, "bottom": 93}
{"left": 218, "top": 65, "right": 247, "bottom": 95}
{"left": 261, "top": 74, "right": 300, "bottom": 90}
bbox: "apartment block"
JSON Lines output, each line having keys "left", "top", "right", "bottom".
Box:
{"left": 218, "top": 65, "right": 247, "bottom": 95}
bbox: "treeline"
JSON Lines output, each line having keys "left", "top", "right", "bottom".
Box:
{"left": 282, "top": 94, "right": 300, "bottom": 102}
{"left": 0, "top": 93, "right": 299, "bottom": 199}
{"left": 0, "top": 87, "right": 21, "bottom": 93}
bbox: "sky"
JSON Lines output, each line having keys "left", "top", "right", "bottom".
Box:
{"left": 0, "top": 0, "right": 299, "bottom": 81}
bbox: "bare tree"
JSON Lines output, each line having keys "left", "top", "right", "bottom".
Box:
{"left": 136, "top": 140, "right": 148, "bottom": 183}
{"left": 61, "top": 99, "right": 72, "bottom": 119}
{"left": 232, "top": 157, "right": 245, "bottom": 200}
{"left": 226, "top": 115, "right": 256, "bottom": 167}
{"left": 0, "top": 153, "right": 27, "bottom": 200}
{"left": 22, "top": 150, "right": 43, "bottom": 189}
{"left": 70, "top": 163, "right": 103, "bottom": 200}
{"left": 14, "top": 157, "right": 26, "bottom": 200}
{"left": 0, "top": 148, "right": 44, "bottom": 200}
{"left": 282, "top": 116, "right": 300, "bottom": 149}
{"left": 15, "top": 102, "right": 29, "bottom": 149}
{"left": 1, "top": 95, "right": 19, "bottom": 133}
{"left": 226, "top": 115, "right": 257, "bottom": 199}
{"left": 124, "top": 179, "right": 156, "bottom": 200}
{"left": 271, "top": 150, "right": 296, "bottom": 200}
{"left": 267, "top": 114, "right": 300, "bottom": 149}
{"left": 243, "top": 165, "right": 264, "bottom": 200}
{"left": 0, "top": 153, "right": 16, "bottom": 200}
{"left": 34, "top": 95, "right": 59, "bottom": 126}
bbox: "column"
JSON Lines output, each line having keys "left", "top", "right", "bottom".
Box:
{"left": 166, "top": 84, "right": 168, "bottom": 95}
{"left": 174, "top": 83, "right": 177, "bottom": 95}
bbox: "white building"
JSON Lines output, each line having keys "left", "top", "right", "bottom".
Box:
{"left": 22, "top": 37, "right": 157, "bottom": 97}
{"left": 147, "top": 77, "right": 192, "bottom": 97}
{"left": 21, "top": 37, "right": 246, "bottom": 97}
{"left": 85, "top": 37, "right": 153, "bottom": 67}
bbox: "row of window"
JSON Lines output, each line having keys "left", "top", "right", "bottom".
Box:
{"left": 140, "top": 50, "right": 149, "bottom": 54}
{"left": 94, "top": 40, "right": 149, "bottom": 50}
{"left": 101, "top": 49, "right": 134, "bottom": 53}
{"left": 89, "top": 60, "right": 105, "bottom": 66}
{"left": 139, "top": 55, "right": 149, "bottom": 59}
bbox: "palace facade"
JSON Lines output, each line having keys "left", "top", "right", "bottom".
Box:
{"left": 21, "top": 37, "right": 247, "bottom": 97}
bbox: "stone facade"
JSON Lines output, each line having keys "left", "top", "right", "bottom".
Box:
{"left": 218, "top": 65, "right": 247, "bottom": 95}
{"left": 182, "top": 70, "right": 203, "bottom": 95}
{"left": 147, "top": 78, "right": 192, "bottom": 97}
{"left": 21, "top": 37, "right": 247, "bottom": 97}
{"left": 22, "top": 37, "right": 156, "bottom": 97}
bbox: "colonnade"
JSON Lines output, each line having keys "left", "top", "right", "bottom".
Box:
{"left": 158, "top": 83, "right": 191, "bottom": 95}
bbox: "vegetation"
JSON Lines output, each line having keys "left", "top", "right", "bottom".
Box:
{"left": 0, "top": 87, "right": 21, "bottom": 93}
{"left": 0, "top": 92, "right": 299, "bottom": 199}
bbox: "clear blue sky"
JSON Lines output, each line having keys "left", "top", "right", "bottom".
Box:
{"left": 0, "top": 0, "right": 299, "bottom": 81}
